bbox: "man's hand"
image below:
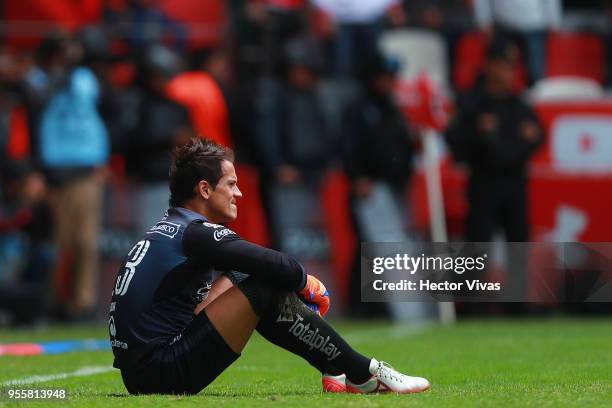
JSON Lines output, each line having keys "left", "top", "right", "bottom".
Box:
{"left": 477, "top": 113, "right": 498, "bottom": 134}
{"left": 520, "top": 120, "right": 540, "bottom": 142}
{"left": 298, "top": 275, "right": 330, "bottom": 316}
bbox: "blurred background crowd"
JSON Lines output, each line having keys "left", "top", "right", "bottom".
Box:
{"left": 1, "top": 0, "right": 612, "bottom": 325}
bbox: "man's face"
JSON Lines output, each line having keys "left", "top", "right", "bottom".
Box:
{"left": 485, "top": 59, "right": 514, "bottom": 93}
{"left": 206, "top": 160, "right": 242, "bottom": 224}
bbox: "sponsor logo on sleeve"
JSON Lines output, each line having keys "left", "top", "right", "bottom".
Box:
{"left": 202, "top": 221, "right": 236, "bottom": 241}
{"left": 147, "top": 221, "right": 181, "bottom": 238}
{"left": 213, "top": 228, "right": 235, "bottom": 241}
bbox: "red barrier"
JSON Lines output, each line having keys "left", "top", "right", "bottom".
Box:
{"left": 529, "top": 171, "right": 612, "bottom": 242}
{"left": 528, "top": 100, "right": 612, "bottom": 241}
{"left": 546, "top": 33, "right": 605, "bottom": 84}
{"left": 320, "top": 170, "right": 356, "bottom": 304}
{"left": 532, "top": 101, "right": 612, "bottom": 167}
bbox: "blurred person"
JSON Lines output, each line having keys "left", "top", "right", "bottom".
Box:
{"left": 445, "top": 39, "right": 543, "bottom": 243}
{"left": 123, "top": 44, "right": 194, "bottom": 234}
{"left": 341, "top": 52, "right": 416, "bottom": 317}
{"left": 0, "top": 159, "right": 54, "bottom": 324}
{"left": 0, "top": 50, "right": 55, "bottom": 324}
{"left": 312, "top": 0, "right": 405, "bottom": 76}
{"left": 256, "top": 36, "right": 330, "bottom": 186}
{"left": 226, "top": 0, "right": 268, "bottom": 82}
{"left": 342, "top": 52, "right": 415, "bottom": 220}
{"left": 473, "top": 0, "right": 562, "bottom": 83}
{"left": 0, "top": 49, "right": 32, "bottom": 162}
{"left": 109, "top": 137, "right": 430, "bottom": 395}
{"left": 254, "top": 36, "right": 333, "bottom": 248}
{"left": 227, "top": 0, "right": 311, "bottom": 79}
{"left": 166, "top": 48, "right": 234, "bottom": 149}
{"left": 28, "top": 31, "right": 110, "bottom": 320}
{"left": 68, "top": 26, "right": 155, "bottom": 161}
{"left": 103, "top": 0, "right": 187, "bottom": 54}
{"left": 195, "top": 48, "right": 245, "bottom": 149}
{"left": 76, "top": 25, "right": 128, "bottom": 158}
{"left": 170, "top": 47, "right": 258, "bottom": 164}
{"left": 259, "top": 0, "right": 311, "bottom": 76}
{"left": 445, "top": 40, "right": 543, "bottom": 316}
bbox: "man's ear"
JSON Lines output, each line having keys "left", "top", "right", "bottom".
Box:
{"left": 197, "top": 180, "right": 212, "bottom": 199}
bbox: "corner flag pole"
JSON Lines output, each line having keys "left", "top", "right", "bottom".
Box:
{"left": 422, "top": 128, "right": 456, "bottom": 324}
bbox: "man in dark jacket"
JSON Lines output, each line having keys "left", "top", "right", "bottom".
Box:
{"left": 343, "top": 53, "right": 414, "bottom": 199}
{"left": 341, "top": 52, "right": 417, "bottom": 318}
{"left": 446, "top": 40, "right": 543, "bottom": 242}
{"left": 124, "top": 45, "right": 194, "bottom": 234}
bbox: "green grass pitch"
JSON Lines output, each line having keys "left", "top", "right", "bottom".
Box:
{"left": 1, "top": 318, "right": 611, "bottom": 407}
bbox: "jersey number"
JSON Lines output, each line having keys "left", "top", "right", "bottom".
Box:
{"left": 114, "top": 240, "right": 150, "bottom": 296}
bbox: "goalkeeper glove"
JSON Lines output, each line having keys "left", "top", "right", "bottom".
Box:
{"left": 298, "top": 274, "right": 330, "bottom": 316}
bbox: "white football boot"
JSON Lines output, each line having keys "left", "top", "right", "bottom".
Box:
{"left": 345, "top": 358, "right": 430, "bottom": 394}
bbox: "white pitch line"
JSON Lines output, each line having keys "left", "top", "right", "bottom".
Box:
{"left": 2, "top": 365, "right": 115, "bottom": 386}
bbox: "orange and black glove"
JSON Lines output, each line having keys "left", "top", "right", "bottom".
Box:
{"left": 298, "top": 274, "right": 330, "bottom": 316}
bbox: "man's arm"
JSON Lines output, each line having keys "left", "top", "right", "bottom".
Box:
{"left": 481, "top": 104, "right": 544, "bottom": 169}
{"left": 445, "top": 94, "right": 478, "bottom": 164}
{"left": 182, "top": 220, "right": 306, "bottom": 291}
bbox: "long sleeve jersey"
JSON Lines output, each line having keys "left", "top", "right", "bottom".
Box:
{"left": 109, "top": 207, "right": 306, "bottom": 370}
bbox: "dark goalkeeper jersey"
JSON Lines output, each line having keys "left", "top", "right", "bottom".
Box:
{"left": 109, "top": 207, "right": 306, "bottom": 370}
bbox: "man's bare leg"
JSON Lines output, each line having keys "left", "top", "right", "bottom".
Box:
{"left": 201, "top": 280, "right": 259, "bottom": 353}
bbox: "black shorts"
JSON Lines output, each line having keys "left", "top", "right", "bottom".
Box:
{"left": 120, "top": 311, "right": 240, "bottom": 395}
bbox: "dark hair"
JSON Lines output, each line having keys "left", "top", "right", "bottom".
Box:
{"left": 486, "top": 37, "right": 519, "bottom": 64}
{"left": 169, "top": 137, "right": 234, "bottom": 207}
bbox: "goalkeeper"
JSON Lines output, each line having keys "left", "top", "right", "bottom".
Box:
{"left": 109, "top": 137, "right": 430, "bottom": 395}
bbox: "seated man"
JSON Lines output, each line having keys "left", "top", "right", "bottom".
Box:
{"left": 109, "top": 137, "right": 430, "bottom": 395}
